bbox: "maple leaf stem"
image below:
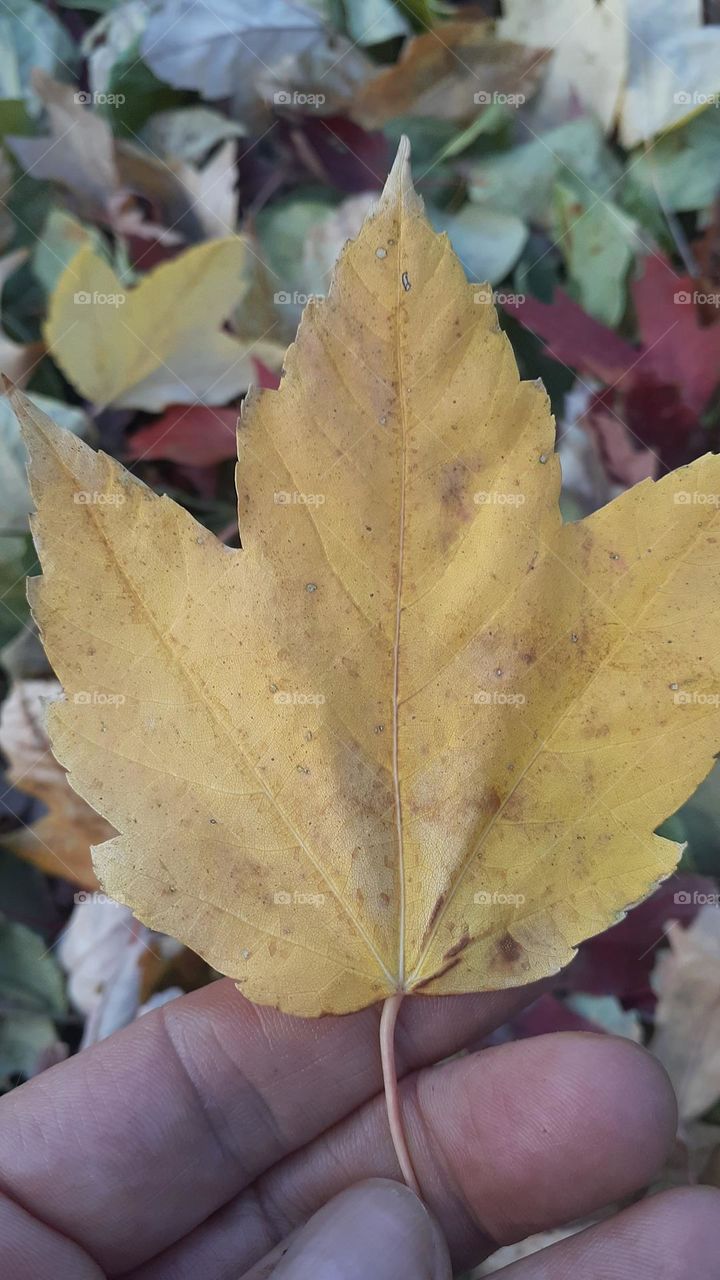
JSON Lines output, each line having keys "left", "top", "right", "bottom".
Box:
{"left": 379, "top": 992, "right": 420, "bottom": 1195}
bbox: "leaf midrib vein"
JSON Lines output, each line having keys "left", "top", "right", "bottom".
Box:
{"left": 392, "top": 202, "right": 409, "bottom": 990}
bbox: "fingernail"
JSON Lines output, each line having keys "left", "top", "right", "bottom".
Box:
{"left": 271, "top": 1178, "right": 451, "bottom": 1279}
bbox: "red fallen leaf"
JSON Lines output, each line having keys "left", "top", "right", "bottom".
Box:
{"left": 513, "top": 256, "right": 720, "bottom": 478}
{"left": 290, "top": 115, "right": 389, "bottom": 194}
{"left": 252, "top": 357, "right": 281, "bottom": 390}
{"left": 515, "top": 256, "right": 720, "bottom": 416}
{"left": 630, "top": 256, "right": 720, "bottom": 415}
{"left": 694, "top": 197, "right": 720, "bottom": 326}
{"left": 585, "top": 380, "right": 705, "bottom": 481}
{"left": 475, "top": 995, "right": 599, "bottom": 1053}
{"left": 620, "top": 380, "right": 704, "bottom": 470}
{"left": 127, "top": 361, "right": 279, "bottom": 469}
{"left": 123, "top": 231, "right": 182, "bottom": 274}
{"left": 563, "top": 874, "right": 718, "bottom": 1010}
{"left": 585, "top": 404, "right": 658, "bottom": 486}
{"left": 483, "top": 877, "right": 718, "bottom": 1046}
{"left": 174, "top": 464, "right": 220, "bottom": 500}
{"left": 126, "top": 404, "right": 239, "bottom": 466}
{"left": 510, "top": 290, "right": 637, "bottom": 385}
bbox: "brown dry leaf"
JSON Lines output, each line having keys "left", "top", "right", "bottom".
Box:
{"left": 254, "top": 38, "right": 374, "bottom": 118}
{"left": 0, "top": 679, "right": 112, "bottom": 889}
{"left": 8, "top": 71, "right": 235, "bottom": 247}
{"left": 651, "top": 906, "right": 720, "bottom": 1123}
{"left": 173, "top": 139, "right": 238, "bottom": 240}
{"left": 352, "top": 21, "right": 547, "bottom": 127}
{"left": 11, "top": 139, "right": 720, "bottom": 1017}
{"left": 7, "top": 71, "right": 118, "bottom": 222}
{"left": 113, "top": 139, "right": 236, "bottom": 245}
{"left": 58, "top": 897, "right": 181, "bottom": 1047}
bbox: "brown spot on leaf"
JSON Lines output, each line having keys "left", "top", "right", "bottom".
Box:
{"left": 497, "top": 931, "right": 523, "bottom": 963}
{"left": 422, "top": 892, "right": 446, "bottom": 945}
{"left": 485, "top": 786, "right": 502, "bottom": 815}
{"left": 444, "top": 931, "right": 470, "bottom": 960}
{"left": 413, "top": 955, "right": 461, "bottom": 990}
{"left": 440, "top": 462, "right": 471, "bottom": 522}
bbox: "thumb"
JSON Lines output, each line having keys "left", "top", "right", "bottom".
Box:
{"left": 244, "top": 1178, "right": 452, "bottom": 1279}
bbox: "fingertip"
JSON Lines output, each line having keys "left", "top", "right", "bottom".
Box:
{"left": 560, "top": 1031, "right": 679, "bottom": 1162}
{"left": 270, "top": 1179, "right": 451, "bottom": 1280}
{"left": 564, "top": 1186, "right": 720, "bottom": 1279}
{"left": 467, "top": 1186, "right": 720, "bottom": 1279}
{"left": 412, "top": 1030, "right": 680, "bottom": 1254}
{"left": 658, "top": 1185, "right": 720, "bottom": 1258}
{"left": 460, "top": 1030, "right": 678, "bottom": 1175}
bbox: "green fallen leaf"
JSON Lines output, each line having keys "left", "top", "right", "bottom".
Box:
{"left": 626, "top": 107, "right": 720, "bottom": 214}
{"left": 0, "top": 0, "right": 77, "bottom": 110}
{"left": 467, "top": 118, "right": 620, "bottom": 225}
{"left": 431, "top": 203, "right": 527, "bottom": 287}
{"left": 0, "top": 534, "right": 36, "bottom": 646}
{"left": 0, "top": 1011, "right": 61, "bottom": 1083}
{"left": 0, "top": 390, "right": 93, "bottom": 531}
{"left": 0, "top": 914, "right": 66, "bottom": 1018}
{"left": 552, "top": 179, "right": 639, "bottom": 326}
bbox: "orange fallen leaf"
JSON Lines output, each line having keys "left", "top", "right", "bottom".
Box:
{"left": 352, "top": 21, "right": 547, "bottom": 126}
{"left": 0, "top": 679, "right": 112, "bottom": 889}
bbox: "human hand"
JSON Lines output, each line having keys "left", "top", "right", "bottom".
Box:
{"left": 0, "top": 978, "right": 717, "bottom": 1278}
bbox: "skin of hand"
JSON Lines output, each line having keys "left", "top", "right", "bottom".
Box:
{"left": 0, "top": 978, "right": 718, "bottom": 1279}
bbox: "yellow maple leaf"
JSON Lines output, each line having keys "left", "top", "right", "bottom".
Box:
{"left": 44, "top": 238, "right": 280, "bottom": 411}
{"left": 12, "top": 140, "right": 720, "bottom": 1026}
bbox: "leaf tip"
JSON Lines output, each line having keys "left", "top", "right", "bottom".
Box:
{"left": 379, "top": 135, "right": 423, "bottom": 216}
{"left": 2, "top": 377, "right": 32, "bottom": 437}
{"left": 5, "top": 384, "right": 59, "bottom": 459}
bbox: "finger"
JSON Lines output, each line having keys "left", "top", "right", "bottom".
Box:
{"left": 133, "top": 1032, "right": 676, "bottom": 1279}
{"left": 485, "top": 1187, "right": 720, "bottom": 1278}
{"left": 239, "top": 1180, "right": 451, "bottom": 1280}
{"left": 0, "top": 977, "right": 541, "bottom": 1274}
{"left": 0, "top": 1192, "right": 103, "bottom": 1280}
